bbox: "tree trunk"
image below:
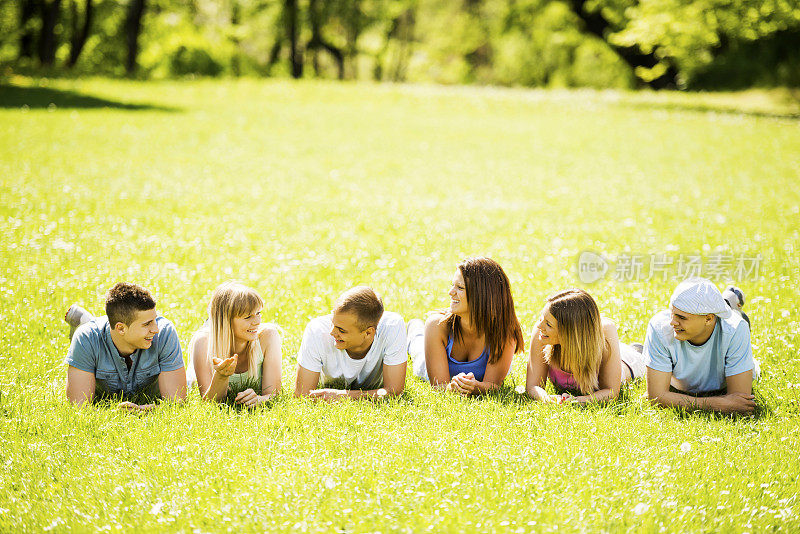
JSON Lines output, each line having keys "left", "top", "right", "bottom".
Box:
{"left": 566, "top": 0, "right": 678, "bottom": 89}
{"left": 286, "top": 0, "right": 302, "bottom": 78}
{"left": 230, "top": 0, "right": 241, "bottom": 76}
{"left": 306, "top": 0, "right": 344, "bottom": 79}
{"left": 345, "top": 0, "right": 361, "bottom": 79}
{"left": 124, "top": 0, "right": 146, "bottom": 76}
{"left": 67, "top": 0, "right": 93, "bottom": 68}
{"left": 390, "top": 8, "right": 415, "bottom": 82}
{"left": 19, "top": 0, "right": 40, "bottom": 60}
{"left": 306, "top": 37, "right": 344, "bottom": 79}
{"left": 373, "top": 15, "right": 400, "bottom": 81}
{"left": 38, "top": 0, "right": 62, "bottom": 66}
{"left": 266, "top": 39, "right": 282, "bottom": 74}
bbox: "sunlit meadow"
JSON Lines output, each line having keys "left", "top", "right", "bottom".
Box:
{"left": 1, "top": 78, "right": 799, "bottom": 532}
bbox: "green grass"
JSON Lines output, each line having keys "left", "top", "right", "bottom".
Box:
{"left": 1, "top": 77, "right": 799, "bottom": 533}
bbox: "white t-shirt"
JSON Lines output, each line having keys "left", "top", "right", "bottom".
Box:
{"left": 644, "top": 309, "right": 754, "bottom": 394}
{"left": 297, "top": 311, "right": 407, "bottom": 390}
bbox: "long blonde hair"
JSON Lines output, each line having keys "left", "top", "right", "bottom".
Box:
{"left": 543, "top": 289, "right": 604, "bottom": 395}
{"left": 196, "top": 281, "right": 264, "bottom": 379}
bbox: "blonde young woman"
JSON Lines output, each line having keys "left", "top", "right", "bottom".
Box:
{"left": 525, "top": 288, "right": 645, "bottom": 404}
{"left": 188, "top": 282, "right": 282, "bottom": 406}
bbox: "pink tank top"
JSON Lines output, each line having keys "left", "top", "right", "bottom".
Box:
{"left": 548, "top": 365, "right": 579, "bottom": 392}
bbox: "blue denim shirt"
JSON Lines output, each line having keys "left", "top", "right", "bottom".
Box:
{"left": 65, "top": 315, "right": 184, "bottom": 398}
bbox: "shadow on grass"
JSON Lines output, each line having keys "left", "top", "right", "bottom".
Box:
{"left": 0, "top": 84, "right": 179, "bottom": 111}
{"left": 618, "top": 98, "right": 800, "bottom": 121}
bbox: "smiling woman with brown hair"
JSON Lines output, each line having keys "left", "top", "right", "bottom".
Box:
{"left": 407, "top": 257, "right": 525, "bottom": 396}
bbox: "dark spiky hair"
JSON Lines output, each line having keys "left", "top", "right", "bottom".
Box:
{"left": 105, "top": 282, "right": 156, "bottom": 328}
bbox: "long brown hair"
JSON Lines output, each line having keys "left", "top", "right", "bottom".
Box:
{"left": 441, "top": 257, "right": 524, "bottom": 363}
{"left": 543, "top": 288, "right": 604, "bottom": 395}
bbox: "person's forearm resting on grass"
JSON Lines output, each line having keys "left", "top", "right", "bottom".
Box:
{"left": 428, "top": 356, "right": 510, "bottom": 396}
{"left": 159, "top": 367, "right": 187, "bottom": 401}
{"left": 423, "top": 319, "right": 514, "bottom": 397}
{"left": 560, "top": 351, "right": 622, "bottom": 405}
{"left": 232, "top": 331, "right": 283, "bottom": 407}
{"left": 646, "top": 367, "right": 755, "bottom": 414}
{"left": 66, "top": 366, "right": 186, "bottom": 411}
{"left": 293, "top": 362, "right": 407, "bottom": 400}
{"left": 66, "top": 366, "right": 97, "bottom": 406}
{"left": 445, "top": 371, "right": 506, "bottom": 396}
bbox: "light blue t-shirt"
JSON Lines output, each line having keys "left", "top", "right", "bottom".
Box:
{"left": 64, "top": 315, "right": 184, "bottom": 398}
{"left": 643, "top": 309, "right": 754, "bottom": 394}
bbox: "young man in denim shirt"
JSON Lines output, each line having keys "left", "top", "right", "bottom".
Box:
{"left": 65, "top": 282, "right": 186, "bottom": 411}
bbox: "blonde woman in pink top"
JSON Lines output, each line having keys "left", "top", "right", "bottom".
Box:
{"left": 525, "top": 289, "right": 645, "bottom": 404}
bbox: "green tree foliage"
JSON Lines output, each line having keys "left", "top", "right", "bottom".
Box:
{"left": 607, "top": 0, "right": 800, "bottom": 86}
{"left": 0, "top": 0, "right": 797, "bottom": 88}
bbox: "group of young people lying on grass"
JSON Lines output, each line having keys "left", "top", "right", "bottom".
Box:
{"left": 64, "top": 257, "right": 759, "bottom": 415}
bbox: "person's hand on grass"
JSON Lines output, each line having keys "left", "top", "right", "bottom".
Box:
{"left": 309, "top": 388, "right": 348, "bottom": 401}
{"left": 212, "top": 354, "right": 238, "bottom": 377}
{"left": 117, "top": 401, "right": 155, "bottom": 412}
{"left": 718, "top": 392, "right": 756, "bottom": 414}
{"left": 448, "top": 372, "right": 476, "bottom": 396}
{"left": 529, "top": 386, "right": 552, "bottom": 402}
{"left": 234, "top": 388, "right": 272, "bottom": 407}
{"left": 562, "top": 393, "right": 586, "bottom": 405}
{"left": 532, "top": 389, "right": 572, "bottom": 404}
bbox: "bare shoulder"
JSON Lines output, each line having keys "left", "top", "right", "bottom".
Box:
{"left": 601, "top": 317, "right": 618, "bottom": 336}
{"left": 506, "top": 336, "right": 520, "bottom": 355}
{"left": 424, "top": 313, "right": 448, "bottom": 337}
{"left": 257, "top": 323, "right": 282, "bottom": 343}
{"left": 190, "top": 330, "right": 209, "bottom": 355}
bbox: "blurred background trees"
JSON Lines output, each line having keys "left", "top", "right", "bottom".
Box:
{"left": 1, "top": 0, "right": 798, "bottom": 89}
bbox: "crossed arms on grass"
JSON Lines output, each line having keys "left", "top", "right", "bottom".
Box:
{"left": 646, "top": 367, "right": 755, "bottom": 414}
{"left": 422, "top": 315, "right": 514, "bottom": 396}
{"left": 66, "top": 366, "right": 187, "bottom": 411}
{"left": 293, "top": 362, "right": 406, "bottom": 401}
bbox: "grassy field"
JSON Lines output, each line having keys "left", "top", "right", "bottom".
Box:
{"left": 1, "top": 77, "right": 799, "bottom": 533}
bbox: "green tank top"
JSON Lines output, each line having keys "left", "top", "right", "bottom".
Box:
{"left": 227, "top": 337, "right": 264, "bottom": 391}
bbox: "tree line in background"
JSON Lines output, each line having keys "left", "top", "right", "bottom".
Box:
{"left": 1, "top": 0, "right": 799, "bottom": 89}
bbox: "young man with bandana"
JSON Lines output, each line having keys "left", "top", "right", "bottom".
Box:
{"left": 644, "top": 277, "right": 760, "bottom": 414}
{"left": 64, "top": 282, "right": 187, "bottom": 411}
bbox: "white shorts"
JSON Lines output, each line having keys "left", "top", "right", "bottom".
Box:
{"left": 619, "top": 343, "right": 646, "bottom": 380}
{"left": 406, "top": 319, "right": 428, "bottom": 380}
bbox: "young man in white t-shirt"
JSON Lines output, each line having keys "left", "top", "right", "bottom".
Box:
{"left": 294, "top": 286, "right": 407, "bottom": 401}
{"left": 644, "top": 278, "right": 759, "bottom": 415}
